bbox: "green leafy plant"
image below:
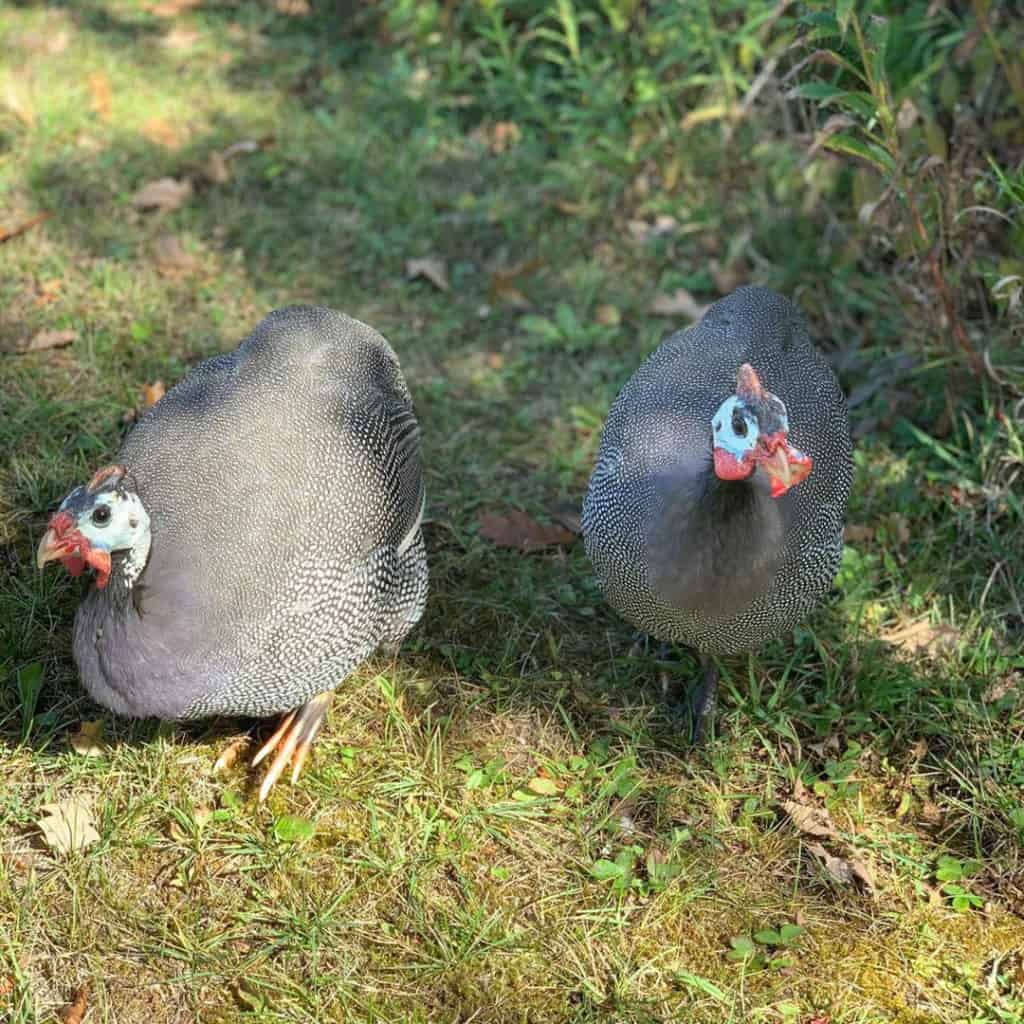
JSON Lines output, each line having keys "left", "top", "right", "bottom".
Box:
{"left": 727, "top": 923, "right": 805, "bottom": 970}
{"left": 935, "top": 855, "right": 985, "bottom": 911}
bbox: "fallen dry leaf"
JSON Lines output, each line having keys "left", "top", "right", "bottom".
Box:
{"left": 213, "top": 735, "right": 248, "bottom": 773}
{"left": 87, "top": 71, "right": 112, "bottom": 121}
{"left": 151, "top": 234, "right": 195, "bottom": 276}
{"left": 649, "top": 288, "right": 709, "bottom": 321}
{"left": 478, "top": 510, "right": 576, "bottom": 553}
{"left": 276, "top": 0, "right": 312, "bottom": 13}
{"left": 37, "top": 799, "right": 100, "bottom": 854}
{"left": 882, "top": 619, "right": 960, "bottom": 658}
{"left": 62, "top": 983, "right": 89, "bottom": 1024}
{"left": 488, "top": 120, "right": 522, "bottom": 153}
{"left": 489, "top": 258, "right": 543, "bottom": 308}
{"left": 807, "top": 842, "right": 876, "bottom": 895}
{"left": 594, "top": 304, "right": 621, "bottom": 327}
{"left": 16, "top": 28, "right": 70, "bottom": 56}
{"left": 527, "top": 776, "right": 560, "bottom": 796}
{"left": 32, "top": 278, "right": 63, "bottom": 307}
{"left": 204, "top": 150, "right": 230, "bottom": 184}
{"left": 782, "top": 799, "right": 839, "bottom": 839}
{"left": 405, "top": 258, "right": 449, "bottom": 292}
{"left": 0, "top": 212, "right": 51, "bottom": 245}
{"left": 161, "top": 27, "right": 201, "bottom": 50}
{"left": 132, "top": 177, "right": 193, "bottom": 213}
{"left": 69, "top": 719, "right": 106, "bottom": 758}
{"left": 983, "top": 673, "right": 1019, "bottom": 704}
{"left": 3, "top": 85, "right": 35, "bottom": 128}
{"left": 141, "top": 116, "right": 183, "bottom": 150}
{"left": 149, "top": 0, "right": 202, "bottom": 16}
{"left": 8, "top": 328, "right": 78, "bottom": 354}
{"left": 843, "top": 523, "right": 873, "bottom": 543}
{"left": 142, "top": 381, "right": 166, "bottom": 408}
{"left": 222, "top": 138, "right": 263, "bottom": 159}
{"left": 0, "top": 974, "right": 13, "bottom": 998}
{"left": 627, "top": 215, "right": 678, "bottom": 243}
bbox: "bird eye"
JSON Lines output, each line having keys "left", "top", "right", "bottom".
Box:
{"left": 91, "top": 505, "right": 111, "bottom": 526}
{"left": 732, "top": 414, "right": 748, "bottom": 438}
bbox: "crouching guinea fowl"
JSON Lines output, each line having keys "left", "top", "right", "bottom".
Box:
{"left": 38, "top": 306, "right": 428, "bottom": 799}
{"left": 582, "top": 286, "right": 852, "bottom": 734}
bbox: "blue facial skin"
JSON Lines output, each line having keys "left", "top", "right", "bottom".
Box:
{"left": 711, "top": 395, "right": 759, "bottom": 463}
{"left": 55, "top": 484, "right": 152, "bottom": 582}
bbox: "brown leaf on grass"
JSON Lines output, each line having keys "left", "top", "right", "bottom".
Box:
{"left": 489, "top": 258, "right": 543, "bottom": 308}
{"left": 649, "top": 288, "right": 709, "bottom": 321}
{"left": 88, "top": 71, "right": 112, "bottom": 121}
{"left": 481, "top": 120, "right": 524, "bottom": 152}
{"left": 627, "top": 215, "right": 678, "bottom": 243}
{"left": 0, "top": 974, "right": 14, "bottom": 998}
{"left": 213, "top": 735, "right": 248, "bottom": 773}
{"left": 478, "top": 510, "right": 576, "bottom": 552}
{"left": 843, "top": 523, "right": 873, "bottom": 543}
{"left": 32, "top": 278, "right": 62, "bottom": 307}
{"left": 204, "top": 150, "right": 230, "bottom": 184}
{"left": 222, "top": 138, "right": 265, "bottom": 159}
{"left": 527, "top": 776, "right": 561, "bottom": 796}
{"left": 807, "top": 842, "right": 876, "bottom": 895}
{"left": 161, "top": 27, "right": 201, "bottom": 50}
{"left": 882, "top": 619, "right": 960, "bottom": 658}
{"left": 69, "top": 719, "right": 106, "bottom": 758}
{"left": 594, "top": 304, "right": 621, "bottom": 327}
{"left": 151, "top": 234, "right": 195, "bottom": 276}
{"left": 405, "top": 258, "right": 449, "bottom": 292}
{"left": 983, "top": 673, "right": 1020, "bottom": 704}
{"left": 0, "top": 212, "right": 51, "bottom": 245}
{"left": 6, "top": 328, "right": 78, "bottom": 354}
{"left": 142, "top": 381, "right": 166, "bottom": 408}
{"left": 149, "top": 0, "right": 202, "bottom": 16}
{"left": 37, "top": 799, "right": 100, "bottom": 854}
{"left": 62, "top": 984, "right": 89, "bottom": 1024}
{"left": 782, "top": 799, "right": 839, "bottom": 839}
{"left": 3, "top": 85, "right": 35, "bottom": 128}
{"left": 141, "top": 116, "right": 183, "bottom": 150}
{"left": 276, "top": 0, "right": 312, "bottom": 14}
{"left": 132, "top": 177, "right": 193, "bottom": 213}
{"left": 16, "top": 29, "right": 70, "bottom": 56}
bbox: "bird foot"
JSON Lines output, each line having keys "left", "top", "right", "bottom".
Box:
{"left": 659, "top": 663, "right": 716, "bottom": 745}
{"left": 248, "top": 692, "right": 333, "bottom": 801}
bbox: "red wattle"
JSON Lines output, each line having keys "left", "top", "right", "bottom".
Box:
{"left": 713, "top": 447, "right": 755, "bottom": 481}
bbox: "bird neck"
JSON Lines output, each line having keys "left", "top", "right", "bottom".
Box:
{"left": 646, "top": 460, "right": 786, "bottom": 622}
{"left": 102, "top": 533, "right": 152, "bottom": 607}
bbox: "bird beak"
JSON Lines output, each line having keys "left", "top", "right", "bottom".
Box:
{"left": 756, "top": 433, "right": 812, "bottom": 498}
{"left": 37, "top": 511, "right": 76, "bottom": 571}
{"left": 37, "top": 527, "right": 70, "bottom": 569}
{"left": 36, "top": 513, "right": 112, "bottom": 588}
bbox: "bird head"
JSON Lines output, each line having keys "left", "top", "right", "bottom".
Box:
{"left": 37, "top": 465, "right": 151, "bottom": 589}
{"left": 711, "top": 364, "right": 812, "bottom": 498}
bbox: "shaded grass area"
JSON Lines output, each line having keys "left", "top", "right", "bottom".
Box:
{"left": 1, "top": 3, "right": 1023, "bottom": 1022}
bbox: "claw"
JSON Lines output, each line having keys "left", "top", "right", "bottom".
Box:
{"left": 252, "top": 693, "right": 333, "bottom": 802}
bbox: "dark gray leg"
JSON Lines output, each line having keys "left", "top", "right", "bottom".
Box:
{"left": 686, "top": 659, "right": 719, "bottom": 743}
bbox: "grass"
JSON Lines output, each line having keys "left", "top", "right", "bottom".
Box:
{"left": 1, "top": 2, "right": 1023, "bottom": 1022}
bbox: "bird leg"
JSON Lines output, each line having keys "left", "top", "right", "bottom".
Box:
{"left": 645, "top": 646, "right": 718, "bottom": 744}
{"left": 250, "top": 692, "right": 333, "bottom": 801}
{"left": 685, "top": 659, "right": 719, "bottom": 744}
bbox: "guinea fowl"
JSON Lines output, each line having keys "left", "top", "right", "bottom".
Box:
{"left": 582, "top": 286, "right": 852, "bottom": 733}
{"left": 37, "top": 306, "right": 428, "bottom": 799}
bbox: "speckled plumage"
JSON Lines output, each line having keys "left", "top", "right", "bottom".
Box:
{"left": 72, "top": 306, "right": 427, "bottom": 719}
{"left": 582, "top": 286, "right": 852, "bottom": 655}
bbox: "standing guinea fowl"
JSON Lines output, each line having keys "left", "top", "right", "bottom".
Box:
{"left": 582, "top": 286, "right": 852, "bottom": 733}
{"left": 37, "top": 306, "right": 428, "bottom": 799}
